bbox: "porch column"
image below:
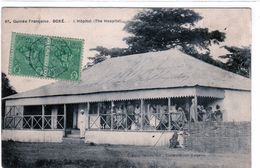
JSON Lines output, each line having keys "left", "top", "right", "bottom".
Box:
{"left": 168, "top": 97, "right": 171, "bottom": 130}
{"left": 194, "top": 95, "right": 198, "bottom": 122}
{"left": 31, "top": 115, "right": 33, "bottom": 129}
{"left": 97, "top": 103, "right": 100, "bottom": 130}
{"left": 64, "top": 104, "right": 66, "bottom": 130}
{"left": 111, "top": 101, "right": 114, "bottom": 131}
{"left": 42, "top": 105, "right": 45, "bottom": 130}
{"left": 140, "top": 99, "right": 144, "bottom": 130}
{"left": 87, "top": 102, "right": 90, "bottom": 129}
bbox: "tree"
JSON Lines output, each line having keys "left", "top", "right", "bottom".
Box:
{"left": 90, "top": 8, "right": 225, "bottom": 66}
{"left": 2, "top": 72, "right": 17, "bottom": 98}
{"left": 2, "top": 72, "right": 17, "bottom": 120}
{"left": 219, "top": 46, "right": 251, "bottom": 78}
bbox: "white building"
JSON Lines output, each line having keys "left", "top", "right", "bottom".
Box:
{"left": 2, "top": 49, "right": 251, "bottom": 146}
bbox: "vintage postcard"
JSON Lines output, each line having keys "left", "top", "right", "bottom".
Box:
{"left": 1, "top": 8, "right": 251, "bottom": 168}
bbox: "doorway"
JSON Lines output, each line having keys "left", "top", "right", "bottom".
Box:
{"left": 66, "top": 104, "right": 78, "bottom": 130}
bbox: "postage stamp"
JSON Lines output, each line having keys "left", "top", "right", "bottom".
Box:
{"left": 9, "top": 32, "right": 84, "bottom": 81}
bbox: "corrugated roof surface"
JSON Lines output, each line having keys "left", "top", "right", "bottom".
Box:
{"left": 6, "top": 49, "right": 251, "bottom": 100}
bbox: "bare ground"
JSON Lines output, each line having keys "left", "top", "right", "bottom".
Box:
{"left": 2, "top": 141, "right": 250, "bottom": 168}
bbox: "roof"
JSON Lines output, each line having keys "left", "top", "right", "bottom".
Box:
{"left": 5, "top": 49, "right": 251, "bottom": 100}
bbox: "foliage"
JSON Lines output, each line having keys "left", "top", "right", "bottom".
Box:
{"left": 89, "top": 8, "right": 225, "bottom": 66}
{"left": 219, "top": 46, "right": 251, "bottom": 78}
{"left": 2, "top": 72, "right": 17, "bottom": 119}
{"left": 2, "top": 72, "right": 17, "bottom": 98}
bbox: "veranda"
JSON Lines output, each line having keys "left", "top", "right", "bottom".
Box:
{"left": 3, "top": 96, "right": 222, "bottom": 132}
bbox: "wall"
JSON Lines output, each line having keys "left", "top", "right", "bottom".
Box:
{"left": 85, "top": 131, "right": 174, "bottom": 146}
{"left": 2, "top": 130, "right": 64, "bottom": 142}
{"left": 186, "top": 122, "right": 250, "bottom": 153}
{"left": 223, "top": 90, "right": 251, "bottom": 121}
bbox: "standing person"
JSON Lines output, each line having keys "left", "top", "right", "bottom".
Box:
{"left": 214, "top": 104, "right": 223, "bottom": 121}
{"left": 190, "top": 98, "right": 197, "bottom": 122}
{"left": 79, "top": 110, "right": 86, "bottom": 139}
{"left": 126, "top": 102, "right": 135, "bottom": 130}
{"left": 116, "top": 105, "right": 124, "bottom": 129}
{"left": 184, "top": 102, "right": 190, "bottom": 121}
{"left": 134, "top": 104, "right": 141, "bottom": 129}
{"left": 99, "top": 103, "right": 106, "bottom": 129}
{"left": 106, "top": 104, "right": 111, "bottom": 129}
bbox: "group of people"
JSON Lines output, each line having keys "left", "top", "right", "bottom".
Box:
{"left": 96, "top": 100, "right": 223, "bottom": 131}
{"left": 169, "top": 130, "right": 190, "bottom": 149}
{"left": 98, "top": 102, "right": 140, "bottom": 130}
{"left": 197, "top": 104, "right": 223, "bottom": 122}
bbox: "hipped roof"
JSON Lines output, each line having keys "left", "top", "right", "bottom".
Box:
{"left": 5, "top": 49, "right": 251, "bottom": 100}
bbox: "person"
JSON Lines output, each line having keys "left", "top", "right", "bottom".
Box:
{"left": 177, "top": 107, "right": 187, "bottom": 123}
{"left": 214, "top": 104, "right": 223, "bottom": 121}
{"left": 205, "top": 106, "right": 213, "bottom": 121}
{"left": 169, "top": 130, "right": 190, "bottom": 149}
{"left": 184, "top": 102, "right": 190, "bottom": 121}
{"left": 115, "top": 106, "right": 123, "bottom": 129}
{"left": 106, "top": 104, "right": 111, "bottom": 129}
{"left": 177, "top": 131, "right": 188, "bottom": 149}
{"left": 198, "top": 105, "right": 206, "bottom": 121}
{"left": 156, "top": 105, "right": 168, "bottom": 130}
{"left": 79, "top": 110, "right": 86, "bottom": 139}
{"left": 126, "top": 102, "right": 135, "bottom": 130}
{"left": 169, "top": 131, "right": 178, "bottom": 148}
{"left": 190, "top": 99, "right": 197, "bottom": 122}
{"left": 170, "top": 105, "right": 179, "bottom": 130}
{"left": 147, "top": 104, "right": 156, "bottom": 128}
{"left": 134, "top": 104, "right": 141, "bottom": 129}
{"left": 201, "top": 106, "right": 207, "bottom": 121}
{"left": 99, "top": 103, "right": 106, "bottom": 129}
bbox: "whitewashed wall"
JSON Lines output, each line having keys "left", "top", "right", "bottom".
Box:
{"left": 85, "top": 131, "right": 174, "bottom": 146}
{"left": 223, "top": 90, "right": 251, "bottom": 121}
{"left": 2, "top": 130, "right": 64, "bottom": 142}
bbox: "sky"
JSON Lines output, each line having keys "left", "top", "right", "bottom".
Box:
{"left": 1, "top": 8, "right": 251, "bottom": 93}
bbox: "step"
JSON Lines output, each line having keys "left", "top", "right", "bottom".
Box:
{"left": 62, "top": 137, "right": 85, "bottom": 144}
{"left": 67, "top": 134, "right": 80, "bottom": 138}
{"left": 71, "top": 130, "right": 80, "bottom": 135}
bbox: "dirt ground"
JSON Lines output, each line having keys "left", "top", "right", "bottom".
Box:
{"left": 2, "top": 141, "right": 250, "bottom": 168}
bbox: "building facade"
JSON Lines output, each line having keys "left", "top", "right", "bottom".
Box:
{"left": 2, "top": 49, "right": 251, "bottom": 146}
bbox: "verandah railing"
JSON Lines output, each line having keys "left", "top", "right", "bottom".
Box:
{"left": 89, "top": 111, "right": 187, "bottom": 131}
{"left": 4, "top": 115, "right": 64, "bottom": 130}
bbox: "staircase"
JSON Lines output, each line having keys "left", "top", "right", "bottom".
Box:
{"left": 62, "top": 129, "right": 85, "bottom": 144}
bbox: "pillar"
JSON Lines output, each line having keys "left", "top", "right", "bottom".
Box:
{"left": 73, "top": 106, "right": 78, "bottom": 129}
{"left": 87, "top": 102, "right": 90, "bottom": 129}
{"left": 111, "top": 101, "right": 114, "bottom": 131}
{"left": 51, "top": 106, "right": 58, "bottom": 129}
{"left": 140, "top": 99, "right": 144, "bottom": 130}
{"left": 42, "top": 105, "right": 45, "bottom": 130}
{"left": 64, "top": 104, "right": 66, "bottom": 130}
{"left": 194, "top": 95, "right": 198, "bottom": 122}
{"left": 97, "top": 103, "right": 100, "bottom": 130}
{"left": 168, "top": 97, "right": 171, "bottom": 130}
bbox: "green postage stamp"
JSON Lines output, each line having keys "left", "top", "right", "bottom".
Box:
{"left": 9, "top": 32, "right": 84, "bottom": 81}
